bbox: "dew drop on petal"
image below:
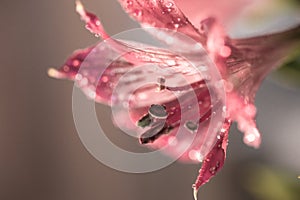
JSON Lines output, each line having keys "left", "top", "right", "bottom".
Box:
{"left": 101, "top": 76, "right": 109, "bottom": 83}
{"left": 133, "top": 9, "right": 143, "bottom": 17}
{"left": 188, "top": 150, "right": 203, "bottom": 162}
{"left": 173, "top": 23, "right": 180, "bottom": 29}
{"left": 126, "top": 0, "right": 133, "bottom": 6}
{"left": 95, "top": 20, "right": 101, "bottom": 26}
{"left": 63, "top": 65, "right": 70, "bottom": 72}
{"left": 243, "top": 127, "right": 261, "bottom": 148}
{"left": 209, "top": 166, "right": 216, "bottom": 174}
{"left": 166, "top": 8, "right": 172, "bottom": 13}
{"left": 72, "top": 60, "right": 80, "bottom": 67}
{"left": 219, "top": 45, "right": 231, "bottom": 57}
{"left": 165, "top": 2, "right": 173, "bottom": 8}
{"left": 75, "top": 73, "right": 82, "bottom": 81}
{"left": 166, "top": 59, "right": 176, "bottom": 66}
{"left": 87, "top": 89, "right": 96, "bottom": 99}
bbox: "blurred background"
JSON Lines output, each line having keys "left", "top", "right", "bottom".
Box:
{"left": 0, "top": 0, "right": 300, "bottom": 200}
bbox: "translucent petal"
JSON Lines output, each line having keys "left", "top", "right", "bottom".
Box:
{"left": 174, "top": 0, "right": 257, "bottom": 28}
{"left": 118, "top": 0, "right": 207, "bottom": 46}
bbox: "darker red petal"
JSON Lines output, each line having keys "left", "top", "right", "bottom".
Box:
{"left": 193, "top": 119, "right": 231, "bottom": 194}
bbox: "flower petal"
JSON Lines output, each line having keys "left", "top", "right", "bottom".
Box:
{"left": 49, "top": 36, "right": 226, "bottom": 161}
{"left": 48, "top": 46, "right": 94, "bottom": 80}
{"left": 49, "top": 2, "right": 211, "bottom": 105}
{"left": 118, "top": 0, "right": 206, "bottom": 45}
{"left": 192, "top": 119, "right": 231, "bottom": 199}
{"left": 49, "top": 3, "right": 226, "bottom": 160}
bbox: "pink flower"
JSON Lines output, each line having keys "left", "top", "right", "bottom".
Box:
{"left": 48, "top": 1, "right": 300, "bottom": 199}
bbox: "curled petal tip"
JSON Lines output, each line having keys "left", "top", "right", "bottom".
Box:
{"left": 75, "top": 0, "right": 84, "bottom": 15}
{"left": 75, "top": 0, "right": 109, "bottom": 39}
{"left": 76, "top": 0, "right": 88, "bottom": 21}
{"left": 193, "top": 187, "right": 198, "bottom": 200}
{"left": 243, "top": 127, "right": 261, "bottom": 149}
{"left": 48, "top": 68, "right": 64, "bottom": 79}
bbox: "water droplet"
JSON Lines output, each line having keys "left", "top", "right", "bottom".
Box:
{"left": 101, "top": 76, "right": 108, "bottom": 83}
{"left": 87, "top": 89, "right": 96, "bottom": 99}
{"left": 188, "top": 150, "right": 203, "bottom": 162}
{"left": 174, "top": 23, "right": 180, "bottom": 29}
{"left": 165, "top": 2, "right": 173, "bottom": 8}
{"left": 127, "top": 0, "right": 133, "bottom": 6}
{"left": 133, "top": 9, "right": 143, "bottom": 17}
{"left": 209, "top": 167, "right": 216, "bottom": 174}
{"left": 220, "top": 45, "right": 231, "bottom": 57}
{"left": 95, "top": 20, "right": 101, "bottom": 26}
{"left": 166, "top": 59, "right": 176, "bottom": 66}
{"left": 222, "top": 106, "right": 227, "bottom": 112}
{"left": 72, "top": 60, "right": 80, "bottom": 67}
{"left": 75, "top": 73, "right": 82, "bottom": 81}
{"left": 63, "top": 65, "right": 70, "bottom": 72}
